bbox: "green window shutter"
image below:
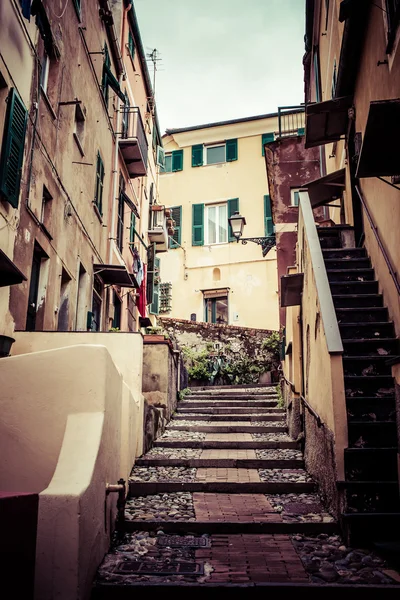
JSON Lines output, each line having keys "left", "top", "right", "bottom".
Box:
{"left": 211, "top": 300, "right": 217, "bottom": 324}
{"left": 192, "top": 144, "right": 203, "bottom": 167}
{"left": 262, "top": 133, "right": 275, "bottom": 156}
{"left": 94, "top": 152, "right": 104, "bottom": 215}
{"left": 146, "top": 243, "right": 156, "bottom": 305}
{"left": 172, "top": 149, "right": 183, "bottom": 172}
{"left": 150, "top": 256, "right": 160, "bottom": 315}
{"left": 192, "top": 203, "right": 204, "bottom": 246}
{"left": 130, "top": 211, "right": 136, "bottom": 244}
{"left": 227, "top": 198, "right": 239, "bottom": 242}
{"left": 226, "top": 138, "right": 238, "bottom": 162}
{"left": 128, "top": 30, "right": 135, "bottom": 59}
{"left": 264, "top": 194, "right": 273, "bottom": 236}
{"left": 297, "top": 127, "right": 305, "bottom": 136}
{"left": 170, "top": 206, "right": 182, "bottom": 248}
{"left": 0, "top": 88, "right": 28, "bottom": 208}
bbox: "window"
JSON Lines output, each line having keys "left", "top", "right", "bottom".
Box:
{"left": 121, "top": 92, "right": 130, "bottom": 138}
{"left": 191, "top": 139, "right": 238, "bottom": 167}
{"left": 206, "top": 204, "right": 228, "bottom": 244}
{"left": 40, "top": 185, "right": 53, "bottom": 237}
{"left": 0, "top": 88, "right": 28, "bottom": 208}
{"left": 264, "top": 194, "right": 274, "bottom": 236}
{"left": 57, "top": 268, "right": 72, "bottom": 331}
{"left": 169, "top": 206, "right": 182, "bottom": 248}
{"left": 386, "top": 0, "right": 400, "bottom": 53}
{"left": 149, "top": 254, "right": 160, "bottom": 315}
{"left": 162, "top": 150, "right": 183, "bottom": 172}
{"left": 89, "top": 276, "right": 103, "bottom": 331}
{"left": 128, "top": 29, "right": 135, "bottom": 60}
{"left": 101, "top": 42, "right": 125, "bottom": 106}
{"left": 204, "top": 290, "right": 229, "bottom": 324}
{"left": 290, "top": 189, "right": 300, "bottom": 207}
{"left": 262, "top": 133, "right": 275, "bottom": 156}
{"left": 159, "top": 282, "right": 172, "bottom": 313}
{"left": 313, "top": 49, "right": 321, "bottom": 103}
{"left": 40, "top": 52, "right": 50, "bottom": 95}
{"left": 112, "top": 291, "right": 122, "bottom": 329}
{"left": 331, "top": 59, "right": 337, "bottom": 99}
{"left": 73, "top": 103, "right": 85, "bottom": 154}
{"left": 192, "top": 198, "right": 238, "bottom": 246}
{"left": 117, "top": 176, "right": 125, "bottom": 252}
{"left": 26, "top": 243, "right": 48, "bottom": 331}
{"left": 94, "top": 151, "right": 104, "bottom": 215}
{"left": 130, "top": 211, "right": 136, "bottom": 245}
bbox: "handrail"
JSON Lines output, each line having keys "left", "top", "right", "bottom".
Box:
{"left": 298, "top": 190, "right": 344, "bottom": 354}
{"left": 355, "top": 185, "right": 400, "bottom": 296}
{"left": 300, "top": 395, "right": 324, "bottom": 428}
{"left": 281, "top": 374, "right": 295, "bottom": 392}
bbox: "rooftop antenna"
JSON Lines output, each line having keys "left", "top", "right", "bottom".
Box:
{"left": 145, "top": 48, "right": 162, "bottom": 104}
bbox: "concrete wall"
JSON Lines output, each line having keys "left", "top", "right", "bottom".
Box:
{"left": 159, "top": 116, "right": 280, "bottom": 331}
{"left": 142, "top": 339, "right": 179, "bottom": 453}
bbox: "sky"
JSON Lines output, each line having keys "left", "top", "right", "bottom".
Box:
{"left": 134, "top": 0, "right": 306, "bottom": 133}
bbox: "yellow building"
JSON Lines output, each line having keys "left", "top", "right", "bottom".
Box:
{"left": 158, "top": 114, "right": 299, "bottom": 330}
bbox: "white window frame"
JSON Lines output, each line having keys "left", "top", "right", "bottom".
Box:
{"left": 204, "top": 143, "right": 226, "bottom": 165}
{"left": 290, "top": 188, "right": 301, "bottom": 207}
{"left": 205, "top": 202, "right": 228, "bottom": 245}
{"left": 40, "top": 52, "right": 50, "bottom": 95}
{"left": 163, "top": 153, "right": 172, "bottom": 173}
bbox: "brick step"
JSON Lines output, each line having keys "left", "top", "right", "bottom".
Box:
{"left": 324, "top": 257, "right": 371, "bottom": 269}
{"left": 167, "top": 424, "right": 287, "bottom": 433}
{"left": 339, "top": 322, "right": 395, "bottom": 339}
{"left": 348, "top": 421, "right": 398, "bottom": 448}
{"left": 344, "top": 448, "right": 399, "bottom": 481}
{"left": 346, "top": 396, "right": 396, "bottom": 422}
{"left": 123, "top": 520, "right": 337, "bottom": 535}
{"left": 343, "top": 356, "right": 393, "bottom": 376}
{"left": 154, "top": 440, "right": 299, "bottom": 449}
{"left": 338, "top": 481, "right": 400, "bottom": 514}
{"left": 330, "top": 280, "right": 379, "bottom": 294}
{"left": 344, "top": 375, "right": 395, "bottom": 395}
{"left": 327, "top": 268, "right": 375, "bottom": 282}
{"left": 179, "top": 400, "right": 279, "bottom": 407}
{"left": 135, "top": 458, "right": 304, "bottom": 469}
{"left": 129, "top": 481, "right": 316, "bottom": 496}
{"left": 336, "top": 307, "right": 388, "bottom": 323}
{"left": 343, "top": 338, "right": 398, "bottom": 356}
{"left": 333, "top": 294, "right": 383, "bottom": 308}
{"left": 172, "top": 414, "right": 285, "bottom": 422}
{"left": 176, "top": 407, "right": 283, "bottom": 414}
{"left": 342, "top": 513, "right": 400, "bottom": 545}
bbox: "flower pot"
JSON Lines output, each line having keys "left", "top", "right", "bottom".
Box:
{"left": 0, "top": 335, "right": 15, "bottom": 358}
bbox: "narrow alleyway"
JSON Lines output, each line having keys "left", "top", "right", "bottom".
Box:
{"left": 93, "top": 386, "right": 400, "bottom": 594}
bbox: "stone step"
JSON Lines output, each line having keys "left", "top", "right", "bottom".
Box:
{"left": 342, "top": 513, "right": 400, "bottom": 545}
{"left": 330, "top": 280, "right": 379, "bottom": 294}
{"left": 344, "top": 448, "right": 398, "bottom": 482}
{"left": 187, "top": 394, "right": 278, "bottom": 401}
{"left": 154, "top": 440, "right": 300, "bottom": 449}
{"left": 336, "top": 306, "right": 388, "bottom": 323}
{"left": 333, "top": 293, "right": 383, "bottom": 308}
{"left": 322, "top": 247, "right": 367, "bottom": 259}
{"left": 343, "top": 338, "right": 398, "bottom": 356}
{"left": 343, "top": 356, "right": 392, "bottom": 376}
{"left": 339, "top": 480, "right": 400, "bottom": 514}
{"left": 172, "top": 414, "right": 285, "bottom": 422}
{"left": 176, "top": 406, "right": 283, "bottom": 414}
{"left": 346, "top": 396, "right": 396, "bottom": 422}
{"left": 190, "top": 386, "right": 275, "bottom": 393}
{"left": 167, "top": 424, "right": 287, "bottom": 433}
{"left": 179, "top": 400, "right": 279, "bottom": 407}
{"left": 129, "top": 481, "right": 316, "bottom": 495}
{"left": 327, "top": 268, "right": 375, "bottom": 282}
{"left": 339, "top": 322, "right": 395, "bottom": 339}
{"left": 347, "top": 421, "right": 398, "bottom": 448}
{"left": 344, "top": 375, "right": 395, "bottom": 395}
{"left": 123, "top": 520, "right": 337, "bottom": 535}
{"left": 135, "top": 458, "right": 304, "bottom": 469}
{"left": 324, "top": 257, "right": 371, "bottom": 269}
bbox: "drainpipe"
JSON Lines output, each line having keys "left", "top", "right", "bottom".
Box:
{"left": 106, "top": 478, "right": 126, "bottom": 533}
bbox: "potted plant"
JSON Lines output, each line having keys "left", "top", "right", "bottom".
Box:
{"left": 0, "top": 335, "right": 15, "bottom": 358}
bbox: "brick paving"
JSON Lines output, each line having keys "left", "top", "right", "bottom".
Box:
{"left": 196, "top": 467, "right": 261, "bottom": 483}
{"left": 205, "top": 433, "right": 253, "bottom": 441}
{"left": 200, "top": 449, "right": 257, "bottom": 459}
{"left": 193, "top": 493, "right": 282, "bottom": 522}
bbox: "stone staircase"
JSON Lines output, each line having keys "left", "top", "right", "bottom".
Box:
{"left": 92, "top": 385, "right": 400, "bottom": 593}
{"left": 319, "top": 226, "right": 400, "bottom": 544}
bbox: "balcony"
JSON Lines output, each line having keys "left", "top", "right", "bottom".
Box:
{"left": 148, "top": 206, "right": 174, "bottom": 253}
{"left": 119, "top": 107, "right": 148, "bottom": 177}
{"left": 277, "top": 105, "right": 305, "bottom": 139}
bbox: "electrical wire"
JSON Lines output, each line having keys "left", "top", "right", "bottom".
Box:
{"left": 48, "top": 0, "right": 70, "bottom": 19}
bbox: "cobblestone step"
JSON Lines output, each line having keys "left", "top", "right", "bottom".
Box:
{"left": 135, "top": 458, "right": 304, "bottom": 469}
{"left": 176, "top": 406, "right": 283, "bottom": 413}
{"left": 173, "top": 413, "right": 286, "bottom": 422}
{"left": 168, "top": 424, "right": 287, "bottom": 433}
{"left": 129, "top": 481, "right": 316, "bottom": 495}
{"left": 179, "top": 400, "right": 279, "bottom": 407}
{"left": 154, "top": 440, "right": 299, "bottom": 449}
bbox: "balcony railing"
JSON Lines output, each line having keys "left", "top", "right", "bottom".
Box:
{"left": 148, "top": 206, "right": 169, "bottom": 253}
{"left": 277, "top": 105, "right": 305, "bottom": 139}
{"left": 119, "top": 107, "right": 148, "bottom": 177}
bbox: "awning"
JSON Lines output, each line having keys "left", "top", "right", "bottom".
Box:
{"left": 305, "top": 96, "right": 353, "bottom": 148}
{"left": 0, "top": 250, "right": 27, "bottom": 287}
{"left": 202, "top": 288, "right": 230, "bottom": 299}
{"left": 93, "top": 264, "right": 136, "bottom": 287}
{"left": 122, "top": 191, "right": 140, "bottom": 218}
{"left": 280, "top": 274, "right": 304, "bottom": 307}
{"left": 304, "top": 168, "right": 346, "bottom": 208}
{"left": 356, "top": 99, "right": 400, "bottom": 178}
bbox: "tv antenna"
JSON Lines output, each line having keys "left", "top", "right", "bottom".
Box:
{"left": 146, "top": 48, "right": 162, "bottom": 100}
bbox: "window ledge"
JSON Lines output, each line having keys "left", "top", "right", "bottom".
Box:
{"left": 40, "top": 87, "right": 57, "bottom": 120}
{"left": 39, "top": 222, "right": 53, "bottom": 240}
{"left": 92, "top": 202, "right": 103, "bottom": 223}
{"left": 73, "top": 132, "right": 85, "bottom": 157}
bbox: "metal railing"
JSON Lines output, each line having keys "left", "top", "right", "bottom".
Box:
{"left": 277, "top": 105, "right": 305, "bottom": 139}
{"left": 120, "top": 106, "right": 148, "bottom": 165}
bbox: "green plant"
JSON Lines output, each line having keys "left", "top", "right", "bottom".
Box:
{"left": 109, "top": 327, "right": 120, "bottom": 332}
{"left": 178, "top": 387, "right": 192, "bottom": 401}
{"left": 146, "top": 326, "right": 163, "bottom": 335}
{"left": 276, "top": 383, "right": 285, "bottom": 409}
{"left": 261, "top": 331, "right": 280, "bottom": 354}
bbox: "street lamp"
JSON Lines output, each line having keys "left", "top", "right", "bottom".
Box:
{"left": 228, "top": 211, "right": 276, "bottom": 257}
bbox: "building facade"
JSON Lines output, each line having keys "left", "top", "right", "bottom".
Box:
{"left": 0, "top": 0, "right": 166, "bottom": 340}
{"left": 158, "top": 114, "right": 295, "bottom": 331}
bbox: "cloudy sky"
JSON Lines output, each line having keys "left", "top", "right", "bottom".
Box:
{"left": 134, "top": 0, "right": 305, "bottom": 133}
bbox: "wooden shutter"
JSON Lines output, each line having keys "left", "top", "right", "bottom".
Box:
{"left": 192, "top": 144, "right": 203, "bottom": 167}
{"left": 172, "top": 149, "right": 183, "bottom": 172}
{"left": 130, "top": 211, "right": 136, "bottom": 244}
{"left": 146, "top": 243, "right": 156, "bottom": 304}
{"left": 150, "top": 256, "right": 160, "bottom": 315}
{"left": 192, "top": 203, "right": 204, "bottom": 246}
{"left": 0, "top": 89, "right": 28, "bottom": 208}
{"left": 94, "top": 152, "right": 104, "bottom": 215}
{"left": 170, "top": 206, "right": 182, "bottom": 248}
{"left": 226, "top": 138, "right": 238, "bottom": 162}
{"left": 264, "top": 194, "right": 273, "bottom": 236}
{"left": 262, "top": 133, "right": 275, "bottom": 156}
{"left": 227, "top": 198, "right": 239, "bottom": 242}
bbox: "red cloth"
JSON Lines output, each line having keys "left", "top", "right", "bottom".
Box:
{"left": 137, "top": 263, "right": 147, "bottom": 317}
